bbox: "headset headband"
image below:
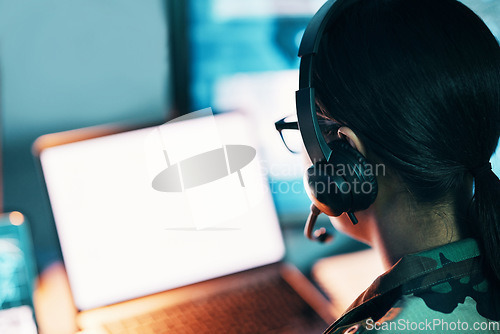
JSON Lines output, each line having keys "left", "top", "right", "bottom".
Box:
{"left": 296, "top": 0, "right": 379, "bottom": 240}
{"left": 296, "top": 0, "right": 359, "bottom": 163}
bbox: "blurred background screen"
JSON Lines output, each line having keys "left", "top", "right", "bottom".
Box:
{"left": 189, "top": 0, "right": 325, "bottom": 224}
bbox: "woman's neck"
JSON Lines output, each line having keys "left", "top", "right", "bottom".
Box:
{"left": 369, "top": 192, "right": 468, "bottom": 270}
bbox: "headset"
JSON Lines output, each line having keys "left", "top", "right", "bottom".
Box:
{"left": 296, "top": 0, "right": 378, "bottom": 242}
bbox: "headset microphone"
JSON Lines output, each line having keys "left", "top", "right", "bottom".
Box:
{"left": 304, "top": 204, "right": 333, "bottom": 243}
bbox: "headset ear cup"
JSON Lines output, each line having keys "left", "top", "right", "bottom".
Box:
{"left": 304, "top": 140, "right": 378, "bottom": 217}
{"left": 304, "top": 162, "right": 351, "bottom": 216}
{"left": 328, "top": 140, "right": 378, "bottom": 211}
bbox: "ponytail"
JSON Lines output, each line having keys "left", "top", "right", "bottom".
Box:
{"left": 471, "top": 163, "right": 500, "bottom": 284}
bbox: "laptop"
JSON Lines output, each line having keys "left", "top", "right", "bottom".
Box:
{"left": 0, "top": 212, "right": 38, "bottom": 334}
{"left": 33, "top": 111, "right": 335, "bottom": 333}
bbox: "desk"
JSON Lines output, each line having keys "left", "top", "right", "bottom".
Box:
{"left": 34, "top": 262, "right": 78, "bottom": 334}
{"left": 312, "top": 248, "right": 385, "bottom": 317}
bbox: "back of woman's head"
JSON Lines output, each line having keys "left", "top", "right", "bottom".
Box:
{"left": 313, "top": 0, "right": 500, "bottom": 281}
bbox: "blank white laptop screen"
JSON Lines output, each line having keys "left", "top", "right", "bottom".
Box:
{"left": 39, "top": 112, "right": 285, "bottom": 311}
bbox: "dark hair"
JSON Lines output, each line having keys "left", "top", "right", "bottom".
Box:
{"left": 313, "top": 0, "right": 500, "bottom": 281}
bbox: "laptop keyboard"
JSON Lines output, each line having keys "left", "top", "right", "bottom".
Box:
{"left": 103, "top": 275, "right": 328, "bottom": 334}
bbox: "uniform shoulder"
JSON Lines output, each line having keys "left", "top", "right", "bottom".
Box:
{"left": 327, "top": 293, "right": 496, "bottom": 334}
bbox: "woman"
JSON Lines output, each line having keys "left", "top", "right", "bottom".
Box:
{"left": 297, "top": 0, "right": 500, "bottom": 332}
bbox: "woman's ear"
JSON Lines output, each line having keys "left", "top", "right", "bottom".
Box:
{"left": 337, "top": 126, "right": 367, "bottom": 156}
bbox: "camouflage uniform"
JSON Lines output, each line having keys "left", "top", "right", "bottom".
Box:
{"left": 323, "top": 238, "right": 500, "bottom": 333}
